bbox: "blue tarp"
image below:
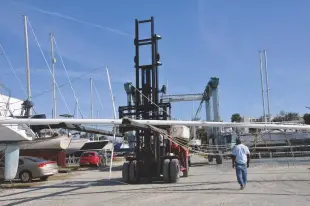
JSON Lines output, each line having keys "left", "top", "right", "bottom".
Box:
{"left": 114, "top": 143, "right": 122, "bottom": 150}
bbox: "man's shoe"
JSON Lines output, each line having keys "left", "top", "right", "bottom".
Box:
{"left": 240, "top": 185, "right": 244, "bottom": 190}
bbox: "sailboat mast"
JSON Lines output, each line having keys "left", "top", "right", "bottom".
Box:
{"left": 263, "top": 50, "right": 271, "bottom": 122}
{"left": 50, "top": 32, "right": 57, "bottom": 119}
{"left": 90, "top": 78, "right": 93, "bottom": 119}
{"left": 106, "top": 66, "right": 117, "bottom": 119}
{"left": 75, "top": 99, "right": 78, "bottom": 119}
{"left": 23, "top": 15, "right": 31, "bottom": 104}
{"left": 259, "top": 51, "right": 267, "bottom": 123}
{"left": 96, "top": 109, "right": 99, "bottom": 129}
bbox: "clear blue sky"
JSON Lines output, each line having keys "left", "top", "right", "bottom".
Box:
{"left": 0, "top": 0, "right": 310, "bottom": 122}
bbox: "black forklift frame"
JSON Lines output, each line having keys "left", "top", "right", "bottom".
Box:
{"left": 118, "top": 17, "right": 171, "bottom": 180}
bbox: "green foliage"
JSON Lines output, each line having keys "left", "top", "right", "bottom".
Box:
{"left": 272, "top": 111, "right": 300, "bottom": 122}
{"left": 303, "top": 113, "right": 310, "bottom": 125}
{"left": 231, "top": 113, "right": 242, "bottom": 122}
{"left": 279, "top": 110, "right": 286, "bottom": 117}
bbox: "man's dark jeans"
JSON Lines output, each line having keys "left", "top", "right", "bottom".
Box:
{"left": 235, "top": 162, "right": 247, "bottom": 186}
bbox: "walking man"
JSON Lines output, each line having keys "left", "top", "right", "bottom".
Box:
{"left": 231, "top": 138, "right": 250, "bottom": 190}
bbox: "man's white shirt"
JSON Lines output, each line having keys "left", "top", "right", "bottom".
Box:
{"left": 232, "top": 144, "right": 250, "bottom": 164}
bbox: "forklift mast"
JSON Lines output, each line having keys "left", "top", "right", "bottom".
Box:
{"left": 119, "top": 17, "right": 171, "bottom": 119}
{"left": 118, "top": 17, "right": 171, "bottom": 180}
{"left": 134, "top": 17, "right": 165, "bottom": 154}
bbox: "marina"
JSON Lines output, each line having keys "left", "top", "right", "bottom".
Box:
{"left": 0, "top": 1, "right": 310, "bottom": 205}
{"left": 1, "top": 13, "right": 310, "bottom": 172}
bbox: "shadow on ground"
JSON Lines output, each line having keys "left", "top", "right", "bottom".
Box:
{"left": 1, "top": 178, "right": 310, "bottom": 206}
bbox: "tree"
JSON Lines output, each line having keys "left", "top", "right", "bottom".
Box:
{"left": 279, "top": 110, "right": 286, "bottom": 117}
{"left": 272, "top": 111, "right": 300, "bottom": 122}
{"left": 286, "top": 112, "right": 299, "bottom": 121}
{"left": 303, "top": 113, "right": 310, "bottom": 125}
{"left": 231, "top": 113, "right": 242, "bottom": 122}
{"left": 272, "top": 116, "right": 283, "bottom": 122}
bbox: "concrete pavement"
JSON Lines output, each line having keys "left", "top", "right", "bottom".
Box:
{"left": 0, "top": 156, "right": 309, "bottom": 206}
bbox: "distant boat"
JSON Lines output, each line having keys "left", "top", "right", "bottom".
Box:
{"left": 239, "top": 130, "right": 310, "bottom": 147}
{"left": 114, "top": 142, "right": 129, "bottom": 150}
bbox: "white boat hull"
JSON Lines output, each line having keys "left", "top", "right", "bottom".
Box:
{"left": 240, "top": 131, "right": 310, "bottom": 146}
{"left": 19, "top": 136, "right": 72, "bottom": 150}
{"left": 66, "top": 138, "right": 90, "bottom": 154}
{"left": 0, "top": 124, "right": 34, "bottom": 142}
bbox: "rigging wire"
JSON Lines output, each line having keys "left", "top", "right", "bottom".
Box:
{"left": 8, "top": 66, "right": 103, "bottom": 106}
{"left": 27, "top": 18, "right": 71, "bottom": 114}
{"left": 92, "top": 80, "right": 105, "bottom": 112}
{"left": 52, "top": 35, "right": 84, "bottom": 118}
{"left": 0, "top": 43, "right": 27, "bottom": 97}
{"left": 0, "top": 43, "right": 38, "bottom": 115}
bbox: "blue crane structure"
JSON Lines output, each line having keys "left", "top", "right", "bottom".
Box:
{"left": 159, "top": 77, "right": 223, "bottom": 164}
{"left": 160, "top": 77, "right": 220, "bottom": 137}
{"left": 122, "top": 77, "right": 222, "bottom": 164}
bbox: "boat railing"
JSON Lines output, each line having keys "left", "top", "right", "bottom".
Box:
{"left": 66, "top": 155, "right": 80, "bottom": 166}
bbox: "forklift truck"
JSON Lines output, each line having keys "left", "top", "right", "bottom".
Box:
{"left": 118, "top": 17, "right": 189, "bottom": 183}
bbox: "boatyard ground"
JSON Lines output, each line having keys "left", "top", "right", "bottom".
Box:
{"left": 0, "top": 156, "right": 309, "bottom": 206}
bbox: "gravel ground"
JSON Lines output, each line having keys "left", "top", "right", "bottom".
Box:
{"left": 0, "top": 156, "right": 309, "bottom": 206}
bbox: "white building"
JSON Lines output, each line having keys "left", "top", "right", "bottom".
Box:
{"left": 239, "top": 116, "right": 250, "bottom": 134}
{"left": 0, "top": 94, "right": 23, "bottom": 117}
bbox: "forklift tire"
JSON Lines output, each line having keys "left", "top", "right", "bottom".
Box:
{"left": 208, "top": 155, "right": 213, "bottom": 163}
{"left": 216, "top": 155, "right": 223, "bottom": 164}
{"left": 183, "top": 157, "right": 189, "bottom": 177}
{"left": 163, "top": 159, "right": 170, "bottom": 183}
{"left": 122, "top": 161, "right": 130, "bottom": 183}
{"left": 129, "top": 160, "right": 139, "bottom": 183}
{"left": 169, "top": 159, "right": 180, "bottom": 183}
